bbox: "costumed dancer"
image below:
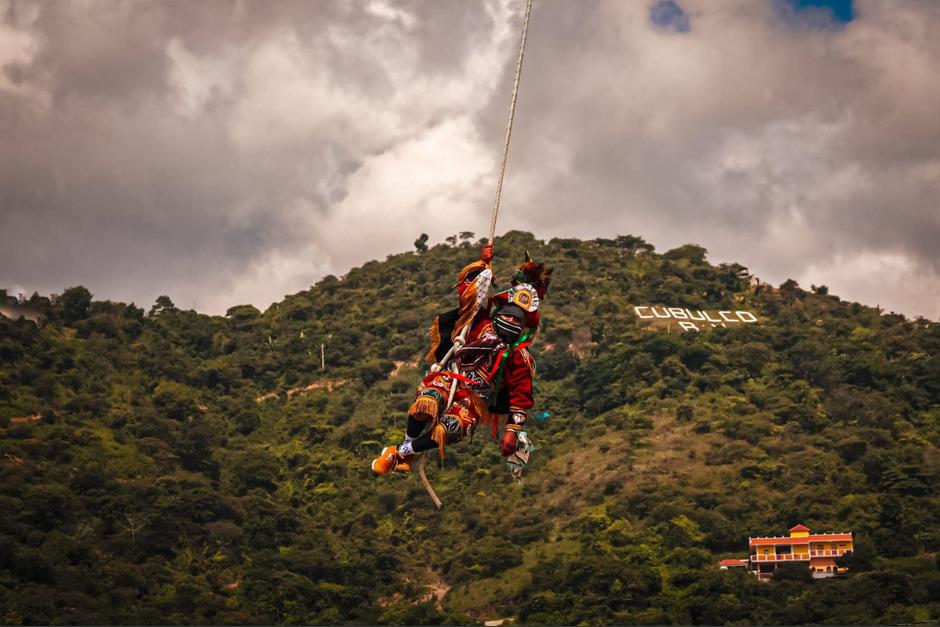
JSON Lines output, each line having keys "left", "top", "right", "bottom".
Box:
{"left": 371, "top": 248, "right": 552, "bottom": 475}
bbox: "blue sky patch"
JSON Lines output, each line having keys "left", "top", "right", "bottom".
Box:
{"left": 785, "top": 0, "right": 855, "bottom": 26}
{"left": 649, "top": 0, "right": 691, "bottom": 33}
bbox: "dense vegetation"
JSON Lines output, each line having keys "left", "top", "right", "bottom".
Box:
{"left": 2, "top": 230, "right": 939, "bottom": 625}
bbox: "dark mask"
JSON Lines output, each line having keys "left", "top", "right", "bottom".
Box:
{"left": 494, "top": 316, "right": 523, "bottom": 343}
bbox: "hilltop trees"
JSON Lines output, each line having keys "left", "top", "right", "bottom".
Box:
{"left": 58, "top": 286, "right": 92, "bottom": 323}
{"left": 149, "top": 295, "right": 177, "bottom": 316}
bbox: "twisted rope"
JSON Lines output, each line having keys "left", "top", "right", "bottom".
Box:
{"left": 489, "top": 0, "right": 533, "bottom": 243}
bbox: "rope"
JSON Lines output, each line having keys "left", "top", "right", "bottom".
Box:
{"left": 489, "top": 0, "right": 534, "bottom": 243}
{"left": 416, "top": 453, "right": 443, "bottom": 510}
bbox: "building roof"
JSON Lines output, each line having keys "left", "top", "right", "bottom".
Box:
{"left": 789, "top": 524, "right": 811, "bottom": 532}
{"left": 749, "top": 533, "right": 853, "bottom": 547}
{"left": 719, "top": 559, "right": 748, "bottom": 567}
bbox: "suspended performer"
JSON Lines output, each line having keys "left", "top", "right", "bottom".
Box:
{"left": 371, "top": 248, "right": 553, "bottom": 475}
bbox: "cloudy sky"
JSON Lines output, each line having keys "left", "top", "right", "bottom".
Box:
{"left": 2, "top": 0, "right": 939, "bottom": 318}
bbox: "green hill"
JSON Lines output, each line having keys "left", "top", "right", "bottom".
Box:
{"left": 2, "top": 231, "right": 939, "bottom": 625}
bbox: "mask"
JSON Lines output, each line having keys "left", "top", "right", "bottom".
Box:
{"left": 494, "top": 316, "right": 523, "bottom": 343}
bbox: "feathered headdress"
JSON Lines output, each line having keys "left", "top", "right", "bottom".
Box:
{"left": 513, "top": 250, "right": 553, "bottom": 299}
{"left": 491, "top": 251, "right": 553, "bottom": 330}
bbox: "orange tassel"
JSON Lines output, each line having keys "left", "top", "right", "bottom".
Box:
{"left": 453, "top": 283, "right": 478, "bottom": 342}
{"left": 431, "top": 422, "right": 447, "bottom": 461}
{"left": 467, "top": 391, "right": 492, "bottom": 427}
{"left": 409, "top": 396, "right": 440, "bottom": 421}
{"left": 425, "top": 318, "right": 442, "bottom": 365}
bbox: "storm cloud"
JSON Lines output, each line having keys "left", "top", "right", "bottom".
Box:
{"left": 2, "top": 0, "right": 939, "bottom": 318}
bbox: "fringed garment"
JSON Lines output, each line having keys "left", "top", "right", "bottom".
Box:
{"left": 410, "top": 332, "right": 534, "bottom": 460}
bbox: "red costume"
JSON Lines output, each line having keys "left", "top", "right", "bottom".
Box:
{"left": 371, "top": 246, "right": 552, "bottom": 475}
{"left": 411, "top": 319, "right": 535, "bottom": 459}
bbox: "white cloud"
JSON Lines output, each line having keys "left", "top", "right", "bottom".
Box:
{"left": 228, "top": 31, "right": 398, "bottom": 154}
{"left": 365, "top": 0, "right": 417, "bottom": 29}
{"left": 502, "top": 0, "right": 940, "bottom": 319}
{"left": 166, "top": 38, "right": 237, "bottom": 118}
{"left": 0, "top": 1, "right": 48, "bottom": 107}
{"left": 206, "top": 240, "right": 332, "bottom": 315}
{"left": 798, "top": 251, "right": 940, "bottom": 320}
{"left": 4, "top": 0, "right": 940, "bottom": 321}
{"left": 316, "top": 115, "right": 494, "bottom": 273}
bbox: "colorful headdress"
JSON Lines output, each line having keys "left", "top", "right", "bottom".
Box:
{"left": 513, "top": 250, "right": 553, "bottom": 299}
{"left": 491, "top": 251, "right": 553, "bottom": 330}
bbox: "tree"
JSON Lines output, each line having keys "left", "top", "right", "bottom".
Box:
{"left": 152, "top": 380, "right": 200, "bottom": 420}
{"left": 780, "top": 278, "right": 802, "bottom": 303}
{"left": 233, "top": 407, "right": 261, "bottom": 435}
{"left": 225, "top": 304, "right": 261, "bottom": 324}
{"left": 774, "top": 562, "right": 812, "bottom": 582}
{"left": 149, "top": 295, "right": 177, "bottom": 316}
{"left": 718, "top": 262, "right": 750, "bottom": 291}
{"left": 413, "top": 233, "right": 429, "bottom": 253}
{"left": 663, "top": 244, "right": 707, "bottom": 264}
{"left": 59, "top": 286, "right": 92, "bottom": 323}
{"left": 837, "top": 536, "right": 876, "bottom": 572}
{"left": 614, "top": 234, "right": 654, "bottom": 254}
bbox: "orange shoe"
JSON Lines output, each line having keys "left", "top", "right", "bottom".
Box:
{"left": 371, "top": 446, "right": 413, "bottom": 475}
{"left": 397, "top": 453, "right": 414, "bottom": 474}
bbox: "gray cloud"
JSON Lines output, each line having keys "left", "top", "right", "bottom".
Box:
{"left": 1, "top": 0, "right": 939, "bottom": 319}
{"left": 500, "top": 0, "right": 940, "bottom": 318}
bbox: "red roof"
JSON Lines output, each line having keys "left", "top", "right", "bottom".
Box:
{"left": 719, "top": 559, "right": 748, "bottom": 567}
{"left": 750, "top": 534, "right": 853, "bottom": 547}
{"left": 789, "top": 524, "right": 811, "bottom": 532}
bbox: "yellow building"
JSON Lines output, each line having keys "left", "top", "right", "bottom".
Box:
{"left": 747, "top": 524, "right": 854, "bottom": 581}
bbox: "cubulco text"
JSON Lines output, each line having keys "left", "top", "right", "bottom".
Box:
{"left": 633, "top": 306, "right": 759, "bottom": 332}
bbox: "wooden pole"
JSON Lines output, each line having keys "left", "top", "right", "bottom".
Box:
{"left": 320, "top": 343, "right": 325, "bottom": 370}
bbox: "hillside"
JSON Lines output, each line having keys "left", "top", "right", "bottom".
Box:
{"left": 2, "top": 230, "right": 939, "bottom": 625}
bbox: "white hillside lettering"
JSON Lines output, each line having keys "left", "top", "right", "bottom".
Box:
{"left": 633, "top": 305, "right": 760, "bottom": 332}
